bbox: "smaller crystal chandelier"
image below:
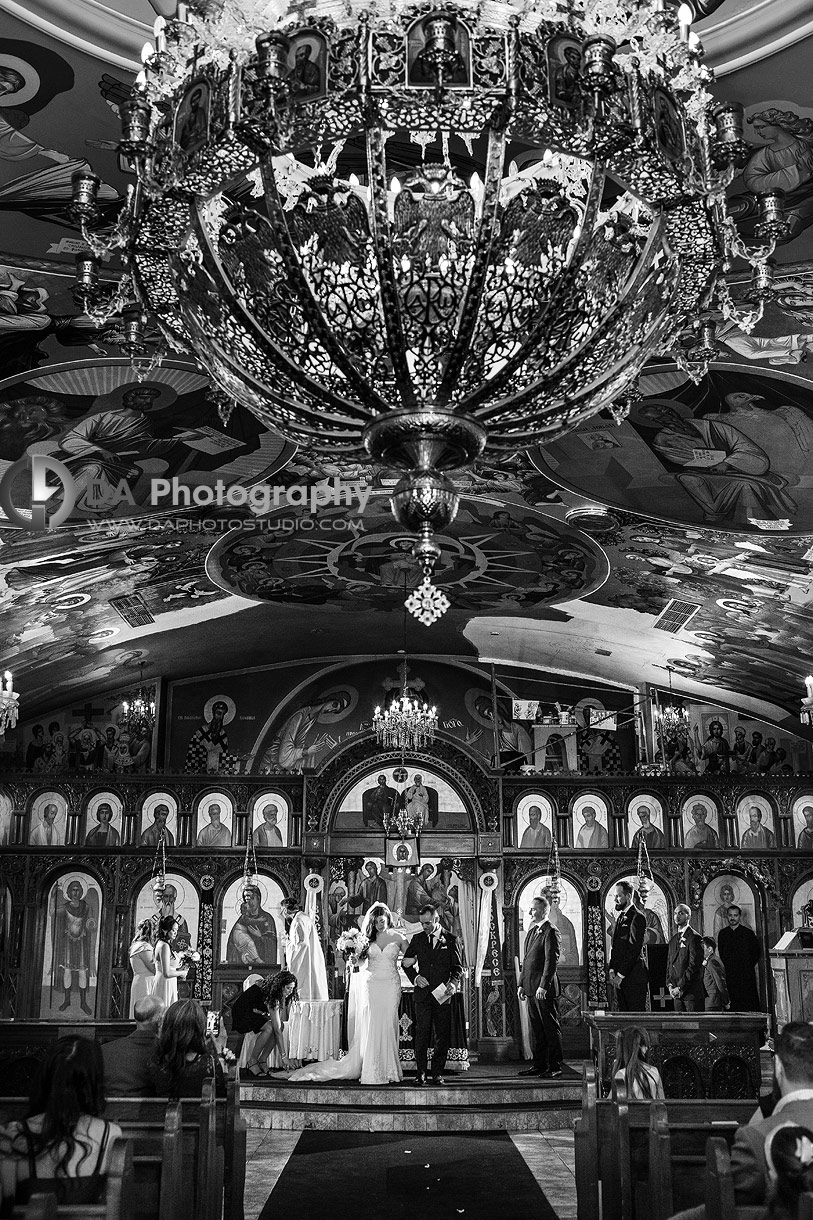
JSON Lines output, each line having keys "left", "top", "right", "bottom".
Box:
{"left": 375, "top": 583, "right": 438, "bottom": 750}
{"left": 383, "top": 791, "right": 425, "bottom": 841}
{"left": 374, "top": 685, "right": 437, "bottom": 753}
{"left": 654, "top": 666, "right": 687, "bottom": 734}
{"left": 0, "top": 671, "right": 19, "bottom": 738}
{"left": 119, "top": 669, "right": 156, "bottom": 737}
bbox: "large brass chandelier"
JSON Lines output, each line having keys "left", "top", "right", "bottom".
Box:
{"left": 76, "top": 0, "right": 782, "bottom": 616}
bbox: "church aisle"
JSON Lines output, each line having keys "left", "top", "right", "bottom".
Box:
{"left": 244, "top": 1130, "right": 302, "bottom": 1220}
{"left": 511, "top": 1130, "right": 577, "bottom": 1220}
{"left": 254, "top": 1130, "right": 563, "bottom": 1219}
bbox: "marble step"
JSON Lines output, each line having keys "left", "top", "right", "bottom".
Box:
{"left": 241, "top": 1080, "right": 580, "bottom": 1108}
{"left": 242, "top": 1100, "right": 580, "bottom": 1132}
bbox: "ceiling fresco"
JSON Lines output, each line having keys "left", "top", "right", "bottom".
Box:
{"left": 206, "top": 496, "right": 608, "bottom": 612}
{"left": 1, "top": 0, "right": 813, "bottom": 739}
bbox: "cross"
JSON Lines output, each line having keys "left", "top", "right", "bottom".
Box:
{"left": 653, "top": 987, "right": 672, "bottom": 1010}
{"left": 72, "top": 701, "right": 106, "bottom": 722}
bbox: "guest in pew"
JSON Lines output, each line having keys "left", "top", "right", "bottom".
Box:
{"left": 0, "top": 1036, "right": 122, "bottom": 1217}
{"left": 101, "top": 995, "right": 164, "bottom": 1097}
{"left": 670, "top": 1023, "right": 813, "bottom": 1219}
{"left": 701, "top": 936, "right": 730, "bottom": 1012}
{"left": 764, "top": 1123, "right": 813, "bottom": 1220}
{"left": 147, "top": 999, "right": 226, "bottom": 1098}
{"left": 611, "top": 1026, "right": 664, "bottom": 1099}
{"left": 231, "top": 971, "right": 299, "bottom": 1077}
{"left": 666, "top": 904, "right": 705, "bottom": 1012}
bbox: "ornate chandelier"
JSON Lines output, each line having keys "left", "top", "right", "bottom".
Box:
{"left": 374, "top": 687, "right": 437, "bottom": 752}
{"left": 119, "top": 677, "right": 156, "bottom": 737}
{"left": 0, "top": 671, "right": 19, "bottom": 739}
{"left": 75, "top": 0, "right": 783, "bottom": 610}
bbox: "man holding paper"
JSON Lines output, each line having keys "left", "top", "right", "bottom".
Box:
{"left": 403, "top": 903, "right": 464, "bottom": 1086}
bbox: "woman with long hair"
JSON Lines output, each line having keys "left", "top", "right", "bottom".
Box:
{"left": 147, "top": 999, "right": 225, "bottom": 1098}
{"left": 0, "top": 1036, "right": 122, "bottom": 1216}
{"left": 765, "top": 1124, "right": 813, "bottom": 1220}
{"left": 152, "top": 915, "right": 188, "bottom": 1009}
{"left": 611, "top": 1026, "right": 664, "bottom": 1100}
{"left": 231, "top": 971, "right": 298, "bottom": 1077}
{"left": 289, "top": 902, "right": 407, "bottom": 1085}
{"left": 128, "top": 918, "right": 155, "bottom": 1018}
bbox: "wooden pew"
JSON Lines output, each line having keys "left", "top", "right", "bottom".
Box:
{"left": 575, "top": 1062, "right": 756, "bottom": 1220}
{"left": 1, "top": 1075, "right": 245, "bottom": 1220}
{"left": 705, "top": 1136, "right": 813, "bottom": 1220}
{"left": 13, "top": 1134, "right": 134, "bottom": 1220}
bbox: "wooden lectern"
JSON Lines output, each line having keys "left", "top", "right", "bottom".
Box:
{"left": 770, "top": 930, "right": 813, "bottom": 1028}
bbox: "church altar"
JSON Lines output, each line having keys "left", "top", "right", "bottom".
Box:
{"left": 287, "top": 999, "right": 344, "bottom": 1062}
{"left": 584, "top": 1012, "right": 766, "bottom": 1099}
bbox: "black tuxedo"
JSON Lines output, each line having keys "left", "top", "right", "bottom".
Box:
{"left": 609, "top": 905, "right": 649, "bottom": 1011}
{"left": 519, "top": 921, "right": 563, "bottom": 1073}
{"left": 404, "top": 928, "right": 463, "bottom": 1078}
{"left": 666, "top": 924, "right": 705, "bottom": 1011}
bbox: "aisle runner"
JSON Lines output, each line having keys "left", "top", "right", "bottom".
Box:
{"left": 259, "top": 1131, "right": 560, "bottom": 1220}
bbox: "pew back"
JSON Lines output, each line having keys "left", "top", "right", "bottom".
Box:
{"left": 13, "top": 1134, "right": 134, "bottom": 1220}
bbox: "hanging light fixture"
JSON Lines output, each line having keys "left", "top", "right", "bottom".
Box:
{"left": 119, "top": 668, "right": 157, "bottom": 737}
{"left": 76, "top": 0, "right": 784, "bottom": 619}
{"left": 0, "top": 671, "right": 19, "bottom": 739}
{"left": 375, "top": 577, "right": 438, "bottom": 751}
{"left": 542, "top": 834, "right": 562, "bottom": 904}
{"left": 654, "top": 665, "right": 687, "bottom": 734}
{"left": 635, "top": 833, "right": 653, "bottom": 902}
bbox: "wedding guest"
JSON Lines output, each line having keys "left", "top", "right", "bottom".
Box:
{"left": 0, "top": 1036, "right": 122, "bottom": 1215}
{"left": 701, "top": 936, "right": 730, "bottom": 1012}
{"left": 231, "top": 972, "right": 298, "bottom": 1077}
{"left": 517, "top": 895, "right": 563, "bottom": 1078}
{"left": 764, "top": 1123, "right": 813, "bottom": 1220}
{"left": 147, "top": 999, "right": 226, "bottom": 1097}
{"left": 128, "top": 919, "right": 155, "bottom": 1018}
{"left": 671, "top": 1024, "right": 813, "bottom": 1219}
{"left": 611, "top": 1026, "right": 663, "bottom": 1099}
{"left": 666, "top": 904, "right": 704, "bottom": 1011}
{"left": 608, "top": 881, "right": 648, "bottom": 1011}
{"left": 102, "top": 995, "right": 164, "bottom": 1096}
{"left": 718, "top": 905, "right": 762, "bottom": 1012}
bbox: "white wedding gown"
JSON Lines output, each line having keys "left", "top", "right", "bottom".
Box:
{"left": 288, "top": 941, "right": 403, "bottom": 1085}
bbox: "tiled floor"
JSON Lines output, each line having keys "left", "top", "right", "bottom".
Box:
{"left": 243, "top": 1126, "right": 576, "bottom": 1220}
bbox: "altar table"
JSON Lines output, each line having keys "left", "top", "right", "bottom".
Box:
{"left": 287, "top": 999, "right": 344, "bottom": 1061}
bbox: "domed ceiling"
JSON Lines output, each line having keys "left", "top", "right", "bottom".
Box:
{"left": 2, "top": 0, "right": 813, "bottom": 740}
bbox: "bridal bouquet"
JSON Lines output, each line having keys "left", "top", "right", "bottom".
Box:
{"left": 336, "top": 928, "right": 369, "bottom": 970}
{"left": 176, "top": 949, "right": 201, "bottom": 971}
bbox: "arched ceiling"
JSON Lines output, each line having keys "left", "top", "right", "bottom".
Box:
{"left": 2, "top": 0, "right": 813, "bottom": 739}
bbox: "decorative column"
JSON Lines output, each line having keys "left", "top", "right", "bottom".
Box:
{"left": 475, "top": 863, "right": 512, "bottom": 1062}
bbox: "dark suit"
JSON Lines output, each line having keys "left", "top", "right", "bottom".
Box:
{"left": 666, "top": 925, "right": 704, "bottom": 1011}
{"left": 703, "top": 952, "right": 729, "bottom": 1011}
{"left": 609, "top": 905, "right": 648, "bottom": 1011}
{"left": 101, "top": 1028, "right": 158, "bottom": 1096}
{"left": 403, "top": 929, "right": 463, "bottom": 1078}
{"left": 520, "top": 921, "right": 563, "bottom": 1073}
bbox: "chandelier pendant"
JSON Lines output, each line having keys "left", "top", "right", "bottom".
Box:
{"left": 374, "top": 689, "right": 437, "bottom": 751}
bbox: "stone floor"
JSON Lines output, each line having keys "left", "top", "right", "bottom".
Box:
{"left": 243, "top": 1126, "right": 577, "bottom": 1220}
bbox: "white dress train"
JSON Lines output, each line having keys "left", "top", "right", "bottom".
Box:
{"left": 288, "top": 941, "right": 403, "bottom": 1085}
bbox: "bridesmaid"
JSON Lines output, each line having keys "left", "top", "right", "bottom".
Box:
{"left": 128, "top": 919, "right": 156, "bottom": 1018}
{"left": 152, "top": 916, "right": 188, "bottom": 1008}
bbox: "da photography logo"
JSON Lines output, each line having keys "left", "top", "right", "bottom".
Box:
{"left": 0, "top": 455, "right": 77, "bottom": 531}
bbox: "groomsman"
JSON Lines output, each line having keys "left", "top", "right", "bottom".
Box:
{"left": 666, "top": 903, "right": 705, "bottom": 1011}
{"left": 608, "top": 881, "right": 648, "bottom": 1010}
{"left": 403, "top": 904, "right": 464, "bottom": 1086}
{"left": 517, "top": 895, "right": 563, "bottom": 1078}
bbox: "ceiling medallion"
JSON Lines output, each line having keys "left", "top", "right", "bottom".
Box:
{"left": 74, "top": 0, "right": 786, "bottom": 623}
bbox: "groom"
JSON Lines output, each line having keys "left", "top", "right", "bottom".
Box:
{"left": 404, "top": 903, "right": 464, "bottom": 1086}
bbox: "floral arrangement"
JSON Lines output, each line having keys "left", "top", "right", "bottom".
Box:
{"left": 176, "top": 948, "right": 202, "bottom": 970}
{"left": 336, "top": 927, "right": 369, "bottom": 966}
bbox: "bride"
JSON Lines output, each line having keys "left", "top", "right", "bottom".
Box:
{"left": 288, "top": 902, "right": 407, "bottom": 1085}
